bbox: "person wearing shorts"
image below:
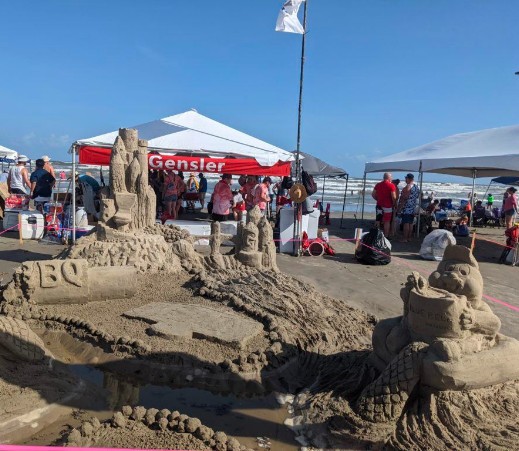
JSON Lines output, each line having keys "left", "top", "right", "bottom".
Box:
{"left": 372, "top": 173, "right": 397, "bottom": 238}
{"left": 503, "top": 187, "right": 518, "bottom": 229}
{"left": 162, "top": 171, "right": 179, "bottom": 219}
{"left": 198, "top": 173, "right": 208, "bottom": 208}
{"left": 398, "top": 173, "right": 419, "bottom": 242}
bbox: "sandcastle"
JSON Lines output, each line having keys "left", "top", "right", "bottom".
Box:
{"left": 294, "top": 244, "right": 519, "bottom": 449}
{"left": 1, "top": 126, "right": 517, "bottom": 449}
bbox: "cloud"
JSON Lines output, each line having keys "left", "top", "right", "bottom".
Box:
{"left": 136, "top": 44, "right": 167, "bottom": 66}
{"left": 21, "top": 132, "right": 36, "bottom": 146}
{"left": 44, "top": 133, "right": 70, "bottom": 148}
{"left": 16, "top": 132, "right": 70, "bottom": 152}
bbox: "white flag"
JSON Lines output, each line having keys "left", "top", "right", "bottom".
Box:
{"left": 275, "top": 0, "right": 305, "bottom": 34}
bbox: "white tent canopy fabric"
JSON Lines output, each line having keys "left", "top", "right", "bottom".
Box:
{"left": 0, "top": 144, "right": 18, "bottom": 161}
{"left": 365, "top": 124, "right": 519, "bottom": 177}
{"left": 75, "top": 110, "right": 294, "bottom": 167}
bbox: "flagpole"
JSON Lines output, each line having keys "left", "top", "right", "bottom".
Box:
{"left": 293, "top": 0, "right": 308, "bottom": 256}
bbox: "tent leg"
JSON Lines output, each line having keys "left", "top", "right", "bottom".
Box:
{"left": 360, "top": 172, "right": 367, "bottom": 220}
{"left": 469, "top": 169, "right": 477, "bottom": 227}
{"left": 321, "top": 176, "right": 326, "bottom": 205}
{"left": 340, "top": 174, "right": 349, "bottom": 228}
{"left": 72, "top": 144, "right": 77, "bottom": 245}
{"left": 416, "top": 169, "right": 423, "bottom": 238}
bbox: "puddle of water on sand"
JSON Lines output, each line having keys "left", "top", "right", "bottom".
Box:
{"left": 27, "top": 330, "right": 298, "bottom": 450}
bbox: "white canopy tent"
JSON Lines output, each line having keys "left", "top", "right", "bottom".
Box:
{"left": 69, "top": 109, "right": 295, "bottom": 243}
{"left": 361, "top": 124, "right": 519, "bottom": 228}
{"left": 0, "top": 144, "right": 18, "bottom": 161}
{"left": 74, "top": 109, "right": 294, "bottom": 167}
{"left": 365, "top": 124, "right": 519, "bottom": 177}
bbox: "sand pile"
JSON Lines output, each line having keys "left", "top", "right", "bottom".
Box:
{"left": 144, "top": 223, "right": 193, "bottom": 243}
{"left": 65, "top": 406, "right": 253, "bottom": 451}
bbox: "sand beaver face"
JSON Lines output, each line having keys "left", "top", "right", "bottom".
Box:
{"left": 429, "top": 248, "right": 483, "bottom": 308}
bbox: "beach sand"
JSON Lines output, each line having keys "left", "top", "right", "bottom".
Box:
{"left": 0, "top": 212, "right": 517, "bottom": 448}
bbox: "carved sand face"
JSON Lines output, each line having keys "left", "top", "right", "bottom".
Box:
{"left": 429, "top": 260, "right": 483, "bottom": 306}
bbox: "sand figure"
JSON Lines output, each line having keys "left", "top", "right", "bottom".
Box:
{"left": 258, "top": 216, "right": 278, "bottom": 272}
{"left": 295, "top": 244, "right": 519, "bottom": 449}
{"left": 236, "top": 206, "right": 273, "bottom": 269}
{"left": 100, "top": 129, "right": 156, "bottom": 234}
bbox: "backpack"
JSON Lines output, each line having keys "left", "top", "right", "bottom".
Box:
{"left": 302, "top": 169, "right": 317, "bottom": 196}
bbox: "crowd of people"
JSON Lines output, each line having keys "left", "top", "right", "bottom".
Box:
{"left": 372, "top": 172, "right": 419, "bottom": 242}
{"left": 7, "top": 155, "right": 56, "bottom": 211}
{"left": 148, "top": 171, "right": 291, "bottom": 222}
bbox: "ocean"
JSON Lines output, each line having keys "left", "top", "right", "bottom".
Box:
{"left": 52, "top": 162, "right": 504, "bottom": 214}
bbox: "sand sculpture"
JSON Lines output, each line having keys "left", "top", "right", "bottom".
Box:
{"left": 294, "top": 244, "right": 519, "bottom": 449}
{"left": 101, "top": 128, "right": 156, "bottom": 233}
{"left": 61, "top": 128, "right": 181, "bottom": 274}
{"left": 236, "top": 207, "right": 278, "bottom": 271}
{"left": 2, "top": 259, "right": 137, "bottom": 308}
{"left": 64, "top": 406, "right": 252, "bottom": 451}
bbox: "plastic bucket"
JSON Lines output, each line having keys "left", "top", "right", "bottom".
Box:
{"left": 308, "top": 241, "right": 325, "bottom": 257}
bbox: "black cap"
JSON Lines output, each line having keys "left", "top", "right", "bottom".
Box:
{"left": 406, "top": 173, "right": 414, "bottom": 179}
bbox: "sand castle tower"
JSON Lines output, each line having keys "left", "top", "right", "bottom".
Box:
{"left": 101, "top": 128, "right": 156, "bottom": 234}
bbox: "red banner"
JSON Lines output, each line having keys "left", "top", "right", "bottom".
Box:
{"left": 78, "top": 146, "right": 291, "bottom": 176}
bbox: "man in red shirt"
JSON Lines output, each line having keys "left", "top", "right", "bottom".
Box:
{"left": 372, "top": 172, "right": 397, "bottom": 238}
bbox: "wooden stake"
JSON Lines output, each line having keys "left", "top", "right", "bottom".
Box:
{"left": 18, "top": 213, "right": 23, "bottom": 245}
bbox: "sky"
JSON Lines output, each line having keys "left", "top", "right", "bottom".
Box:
{"left": 1, "top": 0, "right": 518, "bottom": 181}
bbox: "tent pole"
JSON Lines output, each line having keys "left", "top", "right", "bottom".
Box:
{"left": 292, "top": 0, "right": 308, "bottom": 257}
{"left": 340, "top": 174, "right": 349, "bottom": 228}
{"left": 321, "top": 175, "right": 326, "bottom": 204}
{"left": 469, "top": 169, "right": 477, "bottom": 227}
{"left": 416, "top": 164, "right": 423, "bottom": 238}
{"left": 360, "top": 172, "right": 367, "bottom": 220}
{"left": 72, "top": 144, "right": 77, "bottom": 245}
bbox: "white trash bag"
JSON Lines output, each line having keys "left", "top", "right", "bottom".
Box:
{"left": 419, "top": 229, "right": 456, "bottom": 261}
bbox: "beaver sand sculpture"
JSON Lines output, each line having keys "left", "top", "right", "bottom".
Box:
{"left": 295, "top": 244, "right": 519, "bottom": 449}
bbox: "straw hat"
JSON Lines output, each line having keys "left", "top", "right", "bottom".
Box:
{"left": 289, "top": 183, "right": 308, "bottom": 203}
{"left": 41, "top": 155, "right": 50, "bottom": 162}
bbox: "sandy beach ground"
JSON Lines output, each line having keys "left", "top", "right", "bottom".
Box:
{"left": 0, "top": 212, "right": 518, "bottom": 448}
{"left": 0, "top": 211, "right": 517, "bottom": 340}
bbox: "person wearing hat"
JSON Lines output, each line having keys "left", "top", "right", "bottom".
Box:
{"left": 252, "top": 176, "right": 272, "bottom": 215}
{"left": 211, "top": 174, "right": 233, "bottom": 221}
{"left": 503, "top": 187, "right": 518, "bottom": 229}
{"left": 397, "top": 173, "right": 419, "bottom": 242}
{"left": 7, "top": 155, "right": 31, "bottom": 194}
{"left": 41, "top": 155, "right": 56, "bottom": 180}
{"left": 198, "top": 172, "right": 208, "bottom": 208}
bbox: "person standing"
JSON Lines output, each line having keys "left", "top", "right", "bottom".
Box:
{"left": 503, "top": 187, "right": 518, "bottom": 229}
{"left": 253, "top": 177, "right": 272, "bottom": 215}
{"left": 372, "top": 172, "right": 397, "bottom": 238}
{"left": 487, "top": 193, "right": 494, "bottom": 210}
{"left": 241, "top": 176, "right": 258, "bottom": 211}
{"left": 390, "top": 179, "right": 401, "bottom": 237}
{"left": 7, "top": 155, "right": 31, "bottom": 194}
{"left": 30, "top": 158, "right": 55, "bottom": 211}
{"left": 212, "top": 174, "right": 233, "bottom": 222}
{"left": 398, "top": 173, "right": 419, "bottom": 242}
{"left": 198, "top": 173, "right": 208, "bottom": 208}
{"left": 41, "top": 155, "right": 56, "bottom": 180}
{"left": 162, "top": 170, "right": 179, "bottom": 219}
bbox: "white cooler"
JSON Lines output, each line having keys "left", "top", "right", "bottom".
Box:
{"left": 279, "top": 206, "right": 320, "bottom": 254}
{"left": 3, "top": 210, "right": 45, "bottom": 240}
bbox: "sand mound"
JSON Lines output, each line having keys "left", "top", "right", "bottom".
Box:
{"left": 65, "top": 407, "right": 253, "bottom": 451}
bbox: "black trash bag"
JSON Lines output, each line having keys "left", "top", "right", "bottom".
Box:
{"left": 355, "top": 228, "right": 391, "bottom": 265}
